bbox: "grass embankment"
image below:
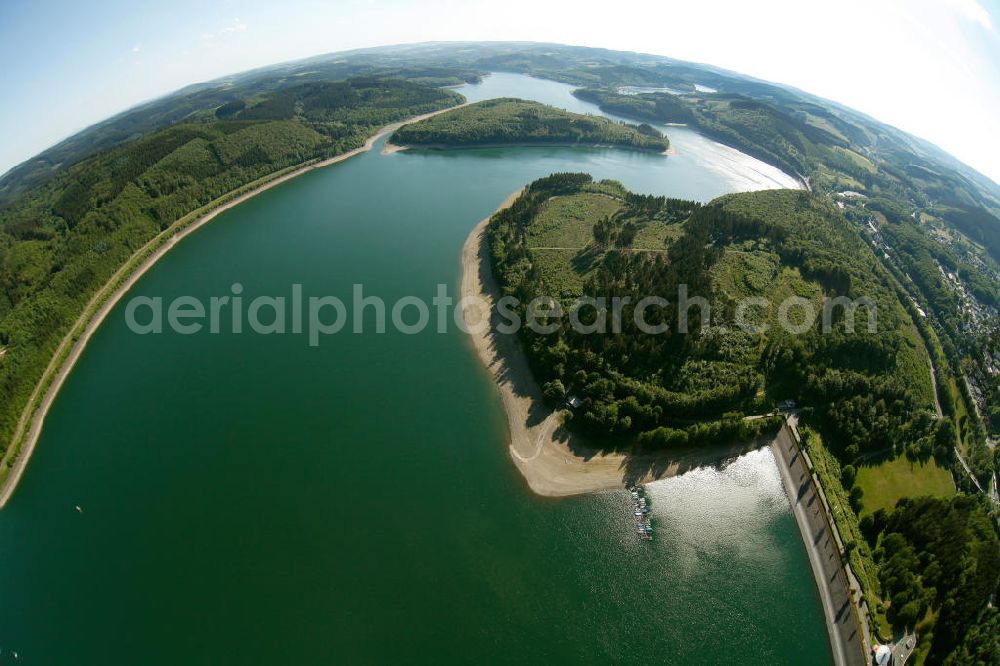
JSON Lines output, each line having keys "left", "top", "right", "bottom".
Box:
{"left": 801, "top": 426, "right": 893, "bottom": 639}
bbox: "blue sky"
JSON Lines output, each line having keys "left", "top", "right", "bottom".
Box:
{"left": 2, "top": 0, "right": 999, "bottom": 184}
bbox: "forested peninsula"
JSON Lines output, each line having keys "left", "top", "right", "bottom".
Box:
{"left": 390, "top": 98, "right": 669, "bottom": 152}
{"left": 485, "top": 173, "right": 999, "bottom": 661}
{"left": 489, "top": 173, "right": 937, "bottom": 451}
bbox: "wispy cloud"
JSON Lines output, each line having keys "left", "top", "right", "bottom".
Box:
{"left": 948, "top": 0, "right": 995, "bottom": 31}
{"left": 200, "top": 17, "right": 246, "bottom": 46}
{"left": 132, "top": 44, "right": 141, "bottom": 53}
{"left": 221, "top": 17, "right": 247, "bottom": 34}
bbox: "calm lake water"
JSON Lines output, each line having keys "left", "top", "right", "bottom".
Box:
{"left": 0, "top": 74, "right": 828, "bottom": 664}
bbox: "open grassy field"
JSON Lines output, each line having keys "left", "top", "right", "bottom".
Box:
{"left": 530, "top": 248, "right": 598, "bottom": 299}
{"left": 630, "top": 220, "right": 683, "bottom": 249}
{"left": 712, "top": 249, "right": 779, "bottom": 298}
{"left": 525, "top": 193, "right": 622, "bottom": 299}
{"left": 525, "top": 192, "right": 687, "bottom": 299}
{"left": 855, "top": 455, "right": 955, "bottom": 517}
{"left": 526, "top": 193, "right": 621, "bottom": 248}
{"left": 831, "top": 145, "right": 877, "bottom": 173}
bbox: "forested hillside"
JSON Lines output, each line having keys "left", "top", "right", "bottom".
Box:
{"left": 572, "top": 88, "right": 695, "bottom": 125}
{"left": 487, "top": 174, "right": 939, "bottom": 455}
{"left": 564, "top": 83, "right": 999, "bottom": 479}
{"left": 0, "top": 67, "right": 481, "bottom": 203}
{"left": 0, "top": 76, "right": 462, "bottom": 473}
{"left": 391, "top": 98, "right": 668, "bottom": 151}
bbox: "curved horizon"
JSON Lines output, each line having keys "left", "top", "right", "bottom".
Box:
{"left": 2, "top": 40, "right": 997, "bottom": 192}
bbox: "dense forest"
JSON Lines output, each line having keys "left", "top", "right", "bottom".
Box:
{"left": 943, "top": 606, "right": 999, "bottom": 665}
{"left": 0, "top": 76, "right": 463, "bottom": 471}
{"left": 572, "top": 88, "right": 695, "bottom": 125}
{"left": 863, "top": 496, "right": 1000, "bottom": 664}
{"left": 391, "top": 98, "right": 668, "bottom": 152}
{"left": 487, "top": 174, "right": 940, "bottom": 455}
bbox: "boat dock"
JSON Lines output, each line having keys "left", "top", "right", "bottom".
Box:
{"left": 627, "top": 485, "right": 653, "bottom": 541}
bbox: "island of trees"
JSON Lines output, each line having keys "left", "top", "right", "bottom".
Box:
{"left": 390, "top": 98, "right": 669, "bottom": 152}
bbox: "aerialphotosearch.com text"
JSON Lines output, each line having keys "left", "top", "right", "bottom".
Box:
{"left": 124, "top": 282, "right": 877, "bottom": 346}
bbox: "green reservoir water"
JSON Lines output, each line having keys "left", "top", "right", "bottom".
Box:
{"left": 0, "top": 75, "right": 828, "bottom": 664}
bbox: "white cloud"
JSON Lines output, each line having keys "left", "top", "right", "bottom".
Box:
{"left": 131, "top": 44, "right": 141, "bottom": 53}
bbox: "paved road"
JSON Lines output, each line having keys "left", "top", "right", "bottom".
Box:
{"left": 892, "top": 633, "right": 916, "bottom": 664}
{"left": 927, "top": 359, "right": 943, "bottom": 418}
{"left": 954, "top": 446, "right": 985, "bottom": 493}
{"left": 772, "top": 426, "right": 867, "bottom": 666}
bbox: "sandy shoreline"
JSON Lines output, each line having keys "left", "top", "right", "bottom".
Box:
{"left": 0, "top": 102, "right": 466, "bottom": 509}
{"left": 459, "top": 191, "right": 766, "bottom": 496}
